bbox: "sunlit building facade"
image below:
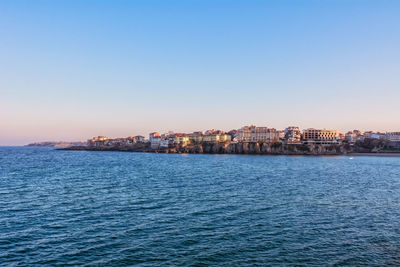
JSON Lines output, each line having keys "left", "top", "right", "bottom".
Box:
{"left": 284, "top": 127, "right": 302, "bottom": 144}
{"left": 302, "top": 129, "right": 340, "bottom": 145}
{"left": 236, "top": 125, "right": 279, "bottom": 143}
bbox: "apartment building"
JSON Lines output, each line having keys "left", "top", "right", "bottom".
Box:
{"left": 302, "top": 129, "right": 340, "bottom": 144}
{"left": 87, "top": 136, "right": 109, "bottom": 147}
{"left": 284, "top": 127, "right": 301, "bottom": 144}
{"left": 174, "top": 133, "right": 190, "bottom": 146}
{"left": 188, "top": 131, "right": 204, "bottom": 143}
{"left": 386, "top": 132, "right": 400, "bottom": 148}
{"left": 236, "top": 125, "right": 280, "bottom": 143}
{"left": 135, "top": 135, "right": 145, "bottom": 142}
{"left": 202, "top": 133, "right": 231, "bottom": 143}
{"left": 386, "top": 132, "right": 400, "bottom": 142}
{"left": 149, "top": 132, "right": 161, "bottom": 149}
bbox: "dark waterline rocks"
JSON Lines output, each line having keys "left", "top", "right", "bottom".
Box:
{"left": 61, "top": 142, "right": 351, "bottom": 155}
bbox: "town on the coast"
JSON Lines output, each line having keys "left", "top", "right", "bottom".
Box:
{"left": 64, "top": 126, "right": 400, "bottom": 155}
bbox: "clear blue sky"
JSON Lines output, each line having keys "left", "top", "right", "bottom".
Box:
{"left": 1, "top": 0, "right": 399, "bottom": 145}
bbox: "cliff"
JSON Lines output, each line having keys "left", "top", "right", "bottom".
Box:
{"left": 61, "top": 142, "right": 351, "bottom": 155}
{"left": 158, "top": 142, "right": 349, "bottom": 155}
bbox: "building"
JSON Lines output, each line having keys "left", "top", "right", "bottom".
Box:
{"left": 155, "top": 133, "right": 191, "bottom": 148}
{"left": 345, "top": 130, "right": 359, "bottom": 142}
{"left": 159, "top": 139, "right": 170, "bottom": 148}
{"left": 345, "top": 131, "right": 357, "bottom": 143}
{"left": 126, "top": 136, "right": 138, "bottom": 144}
{"left": 188, "top": 131, "right": 204, "bottom": 143}
{"left": 228, "top": 129, "right": 237, "bottom": 139}
{"left": 253, "top": 127, "right": 269, "bottom": 142}
{"left": 109, "top": 138, "right": 128, "bottom": 146}
{"left": 202, "top": 133, "right": 231, "bottom": 143}
{"left": 364, "top": 131, "right": 375, "bottom": 139}
{"left": 204, "top": 129, "right": 216, "bottom": 136}
{"left": 386, "top": 132, "right": 400, "bottom": 148}
{"left": 302, "top": 129, "right": 340, "bottom": 145}
{"left": 344, "top": 130, "right": 364, "bottom": 143}
{"left": 87, "top": 136, "right": 109, "bottom": 147}
{"left": 386, "top": 132, "right": 400, "bottom": 142}
{"left": 278, "top": 130, "right": 285, "bottom": 140}
{"left": 284, "top": 127, "right": 301, "bottom": 144}
{"left": 364, "top": 132, "right": 385, "bottom": 140}
{"left": 174, "top": 133, "right": 190, "bottom": 147}
{"left": 353, "top": 130, "right": 363, "bottom": 136}
{"left": 158, "top": 133, "right": 174, "bottom": 148}
{"left": 373, "top": 133, "right": 385, "bottom": 139}
{"left": 135, "top": 135, "right": 145, "bottom": 142}
{"left": 149, "top": 132, "right": 161, "bottom": 149}
{"left": 236, "top": 125, "right": 280, "bottom": 143}
{"left": 236, "top": 126, "right": 253, "bottom": 142}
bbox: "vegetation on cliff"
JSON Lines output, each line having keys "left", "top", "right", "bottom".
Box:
{"left": 63, "top": 141, "right": 353, "bottom": 155}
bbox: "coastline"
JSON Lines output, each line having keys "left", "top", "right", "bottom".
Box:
{"left": 59, "top": 145, "right": 400, "bottom": 156}
{"left": 59, "top": 143, "right": 344, "bottom": 156}
{"left": 58, "top": 147, "right": 341, "bottom": 156}
{"left": 347, "top": 152, "right": 400, "bottom": 157}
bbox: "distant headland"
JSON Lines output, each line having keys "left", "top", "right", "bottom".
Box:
{"left": 26, "top": 141, "right": 86, "bottom": 148}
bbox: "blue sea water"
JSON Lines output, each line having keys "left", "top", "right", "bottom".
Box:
{"left": 1, "top": 147, "right": 400, "bottom": 266}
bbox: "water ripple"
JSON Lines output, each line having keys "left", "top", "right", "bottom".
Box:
{"left": 1, "top": 147, "right": 400, "bottom": 265}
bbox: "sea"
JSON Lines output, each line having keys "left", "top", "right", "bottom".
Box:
{"left": 1, "top": 146, "right": 400, "bottom": 266}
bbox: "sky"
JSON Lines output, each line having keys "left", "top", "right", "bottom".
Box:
{"left": 1, "top": 0, "right": 400, "bottom": 145}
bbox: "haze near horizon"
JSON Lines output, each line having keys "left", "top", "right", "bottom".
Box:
{"left": 1, "top": 0, "right": 400, "bottom": 145}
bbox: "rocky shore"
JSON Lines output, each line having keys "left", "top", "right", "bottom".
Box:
{"left": 61, "top": 142, "right": 355, "bottom": 156}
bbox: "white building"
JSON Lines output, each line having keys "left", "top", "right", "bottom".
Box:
{"left": 284, "top": 127, "right": 301, "bottom": 144}
{"left": 149, "top": 132, "right": 161, "bottom": 149}
{"left": 236, "top": 125, "right": 280, "bottom": 143}
{"left": 386, "top": 132, "right": 400, "bottom": 142}
{"left": 236, "top": 126, "right": 252, "bottom": 142}
{"left": 135, "top": 135, "right": 145, "bottom": 142}
{"left": 159, "top": 139, "right": 170, "bottom": 148}
{"left": 87, "top": 136, "right": 109, "bottom": 147}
